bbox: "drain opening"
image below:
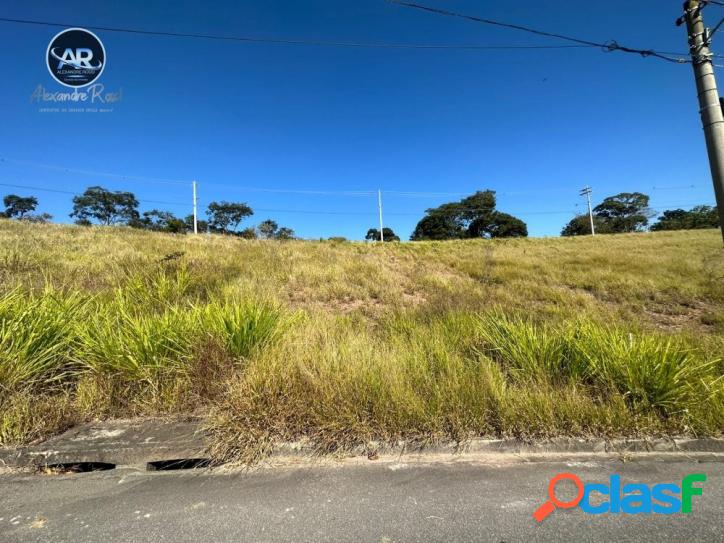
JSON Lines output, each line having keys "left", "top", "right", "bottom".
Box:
{"left": 146, "top": 458, "right": 212, "bottom": 471}
{"left": 40, "top": 462, "right": 116, "bottom": 474}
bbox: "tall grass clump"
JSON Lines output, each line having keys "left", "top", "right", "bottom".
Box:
{"left": 571, "top": 322, "right": 722, "bottom": 423}
{"left": 201, "top": 299, "right": 290, "bottom": 360}
{"left": 0, "top": 289, "right": 85, "bottom": 392}
{"left": 473, "top": 312, "right": 581, "bottom": 383}
{"left": 76, "top": 296, "right": 198, "bottom": 386}
{"left": 473, "top": 314, "right": 723, "bottom": 431}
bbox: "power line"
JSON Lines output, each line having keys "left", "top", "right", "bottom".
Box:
{"left": 0, "top": 180, "right": 712, "bottom": 218}
{"left": 389, "top": 1, "right": 690, "bottom": 64}
{"left": 200, "top": 183, "right": 376, "bottom": 197}
{"left": 0, "top": 182, "right": 190, "bottom": 207}
{"left": 0, "top": 16, "right": 591, "bottom": 51}
{"left": 0, "top": 157, "right": 190, "bottom": 186}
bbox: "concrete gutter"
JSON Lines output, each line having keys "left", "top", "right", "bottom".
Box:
{"left": 0, "top": 418, "right": 207, "bottom": 469}
{"left": 1, "top": 418, "right": 722, "bottom": 470}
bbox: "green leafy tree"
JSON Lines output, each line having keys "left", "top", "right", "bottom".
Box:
{"left": 469, "top": 212, "right": 528, "bottom": 239}
{"left": 561, "top": 214, "right": 613, "bottom": 236}
{"left": 207, "top": 201, "right": 253, "bottom": 234}
{"left": 650, "top": 205, "right": 720, "bottom": 231}
{"left": 3, "top": 194, "right": 38, "bottom": 219}
{"left": 275, "top": 227, "right": 295, "bottom": 240}
{"left": 593, "top": 192, "right": 653, "bottom": 233}
{"left": 70, "top": 186, "right": 140, "bottom": 226}
{"left": 135, "top": 210, "right": 186, "bottom": 233}
{"left": 365, "top": 227, "right": 400, "bottom": 241}
{"left": 410, "top": 213, "right": 463, "bottom": 241}
{"left": 258, "top": 219, "right": 279, "bottom": 239}
{"left": 239, "top": 227, "right": 257, "bottom": 239}
{"left": 411, "top": 190, "right": 527, "bottom": 240}
{"left": 23, "top": 212, "right": 53, "bottom": 224}
{"left": 257, "top": 219, "right": 295, "bottom": 240}
{"left": 183, "top": 214, "right": 208, "bottom": 233}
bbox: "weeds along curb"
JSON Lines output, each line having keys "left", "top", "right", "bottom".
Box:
{"left": 2, "top": 437, "right": 723, "bottom": 471}
{"left": 1, "top": 417, "right": 722, "bottom": 470}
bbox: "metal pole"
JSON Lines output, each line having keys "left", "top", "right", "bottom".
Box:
{"left": 378, "top": 189, "right": 384, "bottom": 242}
{"left": 580, "top": 186, "right": 595, "bottom": 236}
{"left": 586, "top": 188, "right": 595, "bottom": 236}
{"left": 682, "top": 0, "right": 724, "bottom": 242}
{"left": 192, "top": 181, "right": 198, "bottom": 234}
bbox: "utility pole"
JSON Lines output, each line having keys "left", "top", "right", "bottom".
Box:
{"left": 580, "top": 185, "right": 595, "bottom": 236}
{"left": 377, "top": 189, "right": 384, "bottom": 242}
{"left": 679, "top": 0, "right": 724, "bottom": 242}
{"left": 192, "top": 181, "right": 198, "bottom": 234}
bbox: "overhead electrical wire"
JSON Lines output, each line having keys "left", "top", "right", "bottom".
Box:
{"left": 0, "top": 157, "right": 190, "bottom": 186}
{"left": 0, "top": 159, "right": 704, "bottom": 199}
{"left": 0, "top": 16, "right": 591, "bottom": 51}
{"left": 0, "top": 182, "right": 189, "bottom": 207}
{"left": 389, "top": 1, "right": 691, "bottom": 64}
{"left": 2, "top": 180, "right": 710, "bottom": 218}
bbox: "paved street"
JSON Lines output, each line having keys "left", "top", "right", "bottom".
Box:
{"left": 0, "top": 456, "right": 721, "bottom": 542}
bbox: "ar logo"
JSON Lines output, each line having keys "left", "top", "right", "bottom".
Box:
{"left": 50, "top": 47, "right": 102, "bottom": 71}
{"left": 46, "top": 28, "right": 106, "bottom": 87}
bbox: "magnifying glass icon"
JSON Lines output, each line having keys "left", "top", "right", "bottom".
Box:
{"left": 533, "top": 473, "right": 584, "bottom": 522}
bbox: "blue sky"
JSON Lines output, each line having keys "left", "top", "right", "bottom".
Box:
{"left": 0, "top": 0, "right": 718, "bottom": 239}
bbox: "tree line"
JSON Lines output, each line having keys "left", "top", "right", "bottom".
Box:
{"left": 559, "top": 192, "right": 719, "bottom": 236}
{"left": 2, "top": 187, "right": 720, "bottom": 239}
{"left": 2, "top": 186, "right": 295, "bottom": 239}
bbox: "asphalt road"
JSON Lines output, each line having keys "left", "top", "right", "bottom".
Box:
{"left": 0, "top": 457, "right": 721, "bottom": 542}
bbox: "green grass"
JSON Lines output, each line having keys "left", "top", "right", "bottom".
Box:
{"left": 0, "top": 219, "right": 722, "bottom": 458}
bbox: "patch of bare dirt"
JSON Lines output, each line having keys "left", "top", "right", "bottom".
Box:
{"left": 644, "top": 300, "right": 716, "bottom": 332}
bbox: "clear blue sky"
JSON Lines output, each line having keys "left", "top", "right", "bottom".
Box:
{"left": 0, "top": 0, "right": 718, "bottom": 239}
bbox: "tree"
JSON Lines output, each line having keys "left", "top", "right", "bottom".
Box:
{"left": 135, "top": 210, "right": 186, "bottom": 233}
{"left": 70, "top": 186, "right": 139, "bottom": 226}
{"left": 650, "top": 205, "right": 720, "bottom": 231}
{"left": 410, "top": 213, "right": 463, "bottom": 241}
{"left": 470, "top": 212, "right": 528, "bottom": 238}
{"left": 365, "top": 227, "right": 400, "bottom": 242}
{"left": 276, "top": 227, "right": 295, "bottom": 240}
{"left": 23, "top": 212, "right": 53, "bottom": 224}
{"left": 256, "top": 219, "right": 295, "bottom": 240}
{"left": 258, "top": 219, "right": 279, "bottom": 239}
{"left": 561, "top": 192, "right": 654, "bottom": 236}
{"left": 593, "top": 192, "right": 653, "bottom": 233}
{"left": 239, "top": 227, "right": 257, "bottom": 239}
{"left": 207, "top": 201, "right": 253, "bottom": 234}
{"left": 183, "top": 214, "right": 208, "bottom": 234}
{"left": 410, "top": 190, "right": 527, "bottom": 240}
{"left": 561, "top": 214, "right": 613, "bottom": 237}
{"left": 3, "top": 194, "right": 38, "bottom": 219}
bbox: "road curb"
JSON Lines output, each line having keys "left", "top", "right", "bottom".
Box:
{"left": 272, "top": 436, "right": 724, "bottom": 458}
{"left": 1, "top": 418, "right": 722, "bottom": 469}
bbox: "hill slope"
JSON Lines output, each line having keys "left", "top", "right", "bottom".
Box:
{"left": 1, "top": 220, "right": 722, "bottom": 456}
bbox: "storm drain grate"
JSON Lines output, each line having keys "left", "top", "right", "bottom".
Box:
{"left": 39, "top": 462, "right": 116, "bottom": 474}
{"left": 146, "top": 458, "right": 212, "bottom": 471}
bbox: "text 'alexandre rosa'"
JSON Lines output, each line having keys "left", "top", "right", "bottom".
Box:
{"left": 30, "top": 84, "right": 122, "bottom": 104}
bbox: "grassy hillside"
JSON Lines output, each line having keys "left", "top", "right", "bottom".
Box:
{"left": 1, "top": 220, "right": 722, "bottom": 458}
